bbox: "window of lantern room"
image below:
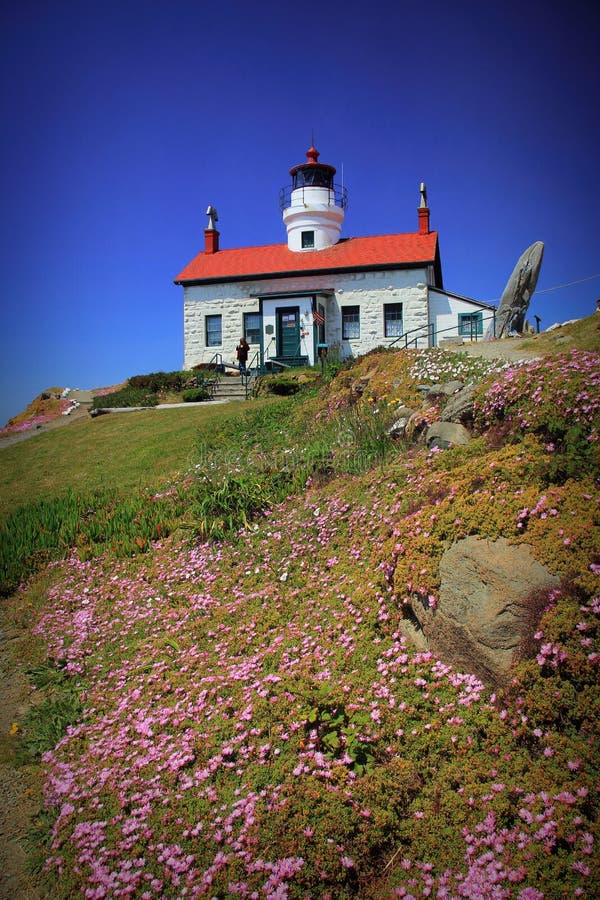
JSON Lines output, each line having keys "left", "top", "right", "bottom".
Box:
{"left": 301, "top": 231, "right": 315, "bottom": 249}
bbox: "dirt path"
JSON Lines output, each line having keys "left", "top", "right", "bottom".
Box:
{"left": 448, "top": 336, "right": 542, "bottom": 363}
{"left": 0, "top": 616, "right": 45, "bottom": 900}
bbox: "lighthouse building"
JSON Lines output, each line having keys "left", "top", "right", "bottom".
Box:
{"left": 175, "top": 146, "right": 493, "bottom": 371}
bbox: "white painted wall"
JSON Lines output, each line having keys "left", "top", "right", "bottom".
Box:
{"left": 282, "top": 185, "right": 345, "bottom": 251}
{"left": 428, "top": 289, "right": 496, "bottom": 345}
{"left": 182, "top": 267, "right": 432, "bottom": 369}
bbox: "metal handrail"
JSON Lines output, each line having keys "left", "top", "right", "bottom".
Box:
{"left": 278, "top": 183, "right": 348, "bottom": 211}
{"left": 207, "top": 352, "right": 223, "bottom": 369}
{"left": 432, "top": 310, "right": 497, "bottom": 345}
{"left": 388, "top": 322, "right": 434, "bottom": 350}
{"left": 242, "top": 350, "right": 261, "bottom": 399}
{"left": 246, "top": 349, "right": 260, "bottom": 375}
{"left": 193, "top": 353, "right": 224, "bottom": 398}
{"left": 386, "top": 310, "right": 498, "bottom": 350}
{"left": 262, "top": 336, "right": 276, "bottom": 369}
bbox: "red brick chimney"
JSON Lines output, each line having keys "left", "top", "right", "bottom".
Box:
{"left": 418, "top": 182, "right": 430, "bottom": 235}
{"left": 204, "top": 227, "right": 220, "bottom": 254}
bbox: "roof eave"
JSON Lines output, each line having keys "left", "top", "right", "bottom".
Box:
{"left": 428, "top": 286, "right": 497, "bottom": 310}
{"left": 174, "top": 258, "right": 436, "bottom": 288}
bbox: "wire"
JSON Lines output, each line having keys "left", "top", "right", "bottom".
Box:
{"left": 534, "top": 274, "right": 600, "bottom": 295}
{"left": 486, "top": 273, "right": 600, "bottom": 303}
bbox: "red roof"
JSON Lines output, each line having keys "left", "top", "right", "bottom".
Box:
{"left": 174, "top": 231, "right": 439, "bottom": 285}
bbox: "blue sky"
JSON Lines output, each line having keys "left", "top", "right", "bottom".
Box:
{"left": 1, "top": 0, "right": 598, "bottom": 427}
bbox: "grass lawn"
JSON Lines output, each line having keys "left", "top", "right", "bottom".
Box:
{"left": 520, "top": 312, "right": 600, "bottom": 354}
{"left": 0, "top": 400, "right": 253, "bottom": 515}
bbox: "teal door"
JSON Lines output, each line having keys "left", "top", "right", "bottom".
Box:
{"left": 277, "top": 307, "right": 300, "bottom": 358}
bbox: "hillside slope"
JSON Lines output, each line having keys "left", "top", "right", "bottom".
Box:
{"left": 2, "top": 325, "right": 599, "bottom": 898}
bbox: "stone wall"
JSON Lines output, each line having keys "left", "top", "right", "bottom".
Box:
{"left": 182, "top": 267, "right": 430, "bottom": 369}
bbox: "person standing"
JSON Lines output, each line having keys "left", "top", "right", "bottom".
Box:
{"left": 236, "top": 337, "right": 250, "bottom": 375}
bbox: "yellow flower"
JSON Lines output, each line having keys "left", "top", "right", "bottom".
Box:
{"left": 9, "top": 722, "right": 19, "bottom": 736}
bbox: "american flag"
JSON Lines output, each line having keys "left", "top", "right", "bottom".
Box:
{"left": 313, "top": 307, "right": 325, "bottom": 326}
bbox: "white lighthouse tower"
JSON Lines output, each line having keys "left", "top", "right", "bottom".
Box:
{"left": 280, "top": 145, "right": 347, "bottom": 252}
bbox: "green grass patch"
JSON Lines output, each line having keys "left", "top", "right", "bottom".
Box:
{"left": 519, "top": 312, "right": 600, "bottom": 354}
{"left": 0, "top": 486, "right": 188, "bottom": 596}
{"left": 0, "top": 402, "right": 250, "bottom": 515}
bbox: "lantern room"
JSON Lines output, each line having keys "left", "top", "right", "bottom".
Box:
{"left": 280, "top": 145, "right": 347, "bottom": 252}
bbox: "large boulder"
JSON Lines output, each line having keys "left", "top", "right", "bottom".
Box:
{"left": 403, "top": 537, "right": 559, "bottom": 684}
{"left": 485, "top": 241, "right": 544, "bottom": 339}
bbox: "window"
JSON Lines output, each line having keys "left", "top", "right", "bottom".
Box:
{"left": 384, "top": 302, "right": 403, "bottom": 338}
{"left": 301, "top": 230, "right": 315, "bottom": 249}
{"left": 342, "top": 305, "right": 360, "bottom": 339}
{"left": 458, "top": 312, "right": 483, "bottom": 336}
{"left": 205, "top": 314, "right": 222, "bottom": 347}
{"left": 294, "top": 169, "right": 334, "bottom": 189}
{"left": 244, "top": 312, "right": 261, "bottom": 344}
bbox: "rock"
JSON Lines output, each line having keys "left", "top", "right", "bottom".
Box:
{"left": 387, "top": 406, "right": 418, "bottom": 439}
{"left": 485, "top": 241, "right": 544, "bottom": 339}
{"left": 404, "top": 537, "right": 559, "bottom": 684}
{"left": 416, "top": 381, "right": 463, "bottom": 397}
{"left": 425, "top": 421, "right": 471, "bottom": 449}
{"left": 406, "top": 410, "right": 433, "bottom": 443}
{"left": 441, "top": 383, "right": 476, "bottom": 424}
{"left": 427, "top": 380, "right": 465, "bottom": 397}
{"left": 547, "top": 319, "right": 580, "bottom": 330}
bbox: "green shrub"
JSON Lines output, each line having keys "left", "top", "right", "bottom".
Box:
{"left": 266, "top": 375, "right": 301, "bottom": 395}
{"left": 91, "top": 385, "right": 159, "bottom": 410}
{"left": 128, "top": 370, "right": 195, "bottom": 392}
{"left": 182, "top": 387, "right": 210, "bottom": 402}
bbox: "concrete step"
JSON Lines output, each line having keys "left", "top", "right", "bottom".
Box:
{"left": 212, "top": 376, "right": 257, "bottom": 401}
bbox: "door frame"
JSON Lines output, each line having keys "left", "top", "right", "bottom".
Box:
{"left": 276, "top": 306, "right": 300, "bottom": 358}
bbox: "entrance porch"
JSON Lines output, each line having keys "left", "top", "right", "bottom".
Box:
{"left": 257, "top": 290, "right": 332, "bottom": 370}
